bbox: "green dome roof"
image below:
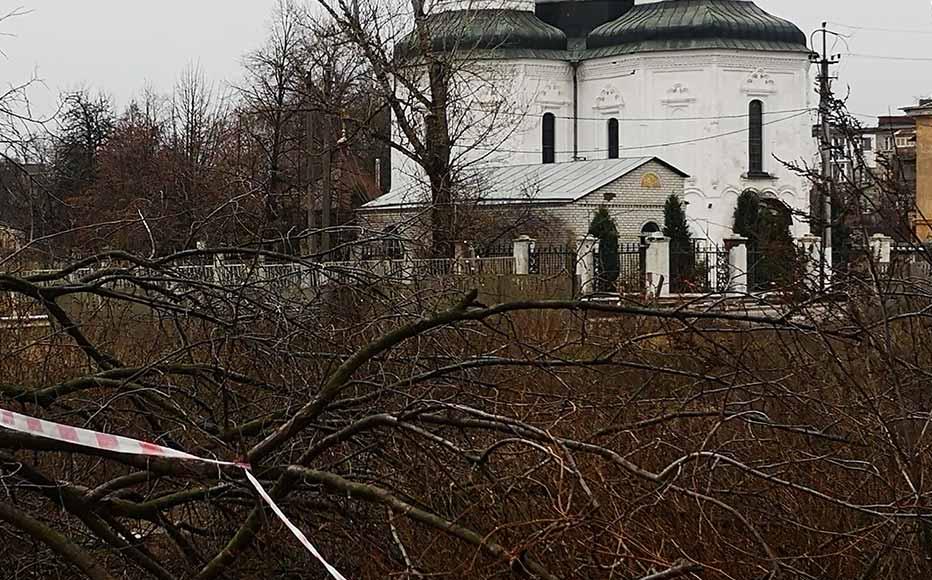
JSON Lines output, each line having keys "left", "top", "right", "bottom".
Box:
{"left": 588, "top": 0, "right": 808, "bottom": 53}
{"left": 396, "top": 9, "right": 567, "bottom": 59}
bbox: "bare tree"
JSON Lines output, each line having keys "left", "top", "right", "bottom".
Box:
{"left": 309, "top": 0, "right": 532, "bottom": 257}
{"left": 238, "top": 0, "right": 307, "bottom": 228}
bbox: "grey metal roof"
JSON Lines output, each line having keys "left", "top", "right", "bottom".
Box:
{"left": 361, "top": 157, "right": 686, "bottom": 210}
{"left": 395, "top": 9, "right": 567, "bottom": 59}
{"left": 588, "top": 0, "right": 809, "bottom": 53}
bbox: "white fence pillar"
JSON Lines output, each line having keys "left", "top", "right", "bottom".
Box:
{"left": 576, "top": 235, "right": 599, "bottom": 295}
{"left": 513, "top": 235, "right": 535, "bottom": 276}
{"left": 796, "top": 233, "right": 822, "bottom": 286}
{"left": 870, "top": 233, "right": 894, "bottom": 264}
{"left": 724, "top": 236, "right": 748, "bottom": 294}
{"left": 212, "top": 253, "right": 223, "bottom": 285}
{"left": 645, "top": 234, "right": 670, "bottom": 298}
{"left": 454, "top": 241, "right": 471, "bottom": 275}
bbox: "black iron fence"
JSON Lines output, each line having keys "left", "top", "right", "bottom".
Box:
{"left": 476, "top": 242, "right": 514, "bottom": 258}
{"left": 747, "top": 242, "right": 804, "bottom": 292}
{"left": 530, "top": 244, "right": 575, "bottom": 276}
{"left": 670, "top": 241, "right": 729, "bottom": 294}
{"left": 593, "top": 242, "right": 645, "bottom": 294}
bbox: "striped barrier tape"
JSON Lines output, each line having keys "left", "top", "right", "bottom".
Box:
{"left": 0, "top": 407, "right": 347, "bottom": 580}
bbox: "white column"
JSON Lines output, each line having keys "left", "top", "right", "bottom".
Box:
{"left": 513, "top": 235, "right": 534, "bottom": 276}
{"left": 576, "top": 235, "right": 599, "bottom": 296}
{"left": 724, "top": 236, "right": 748, "bottom": 294}
{"left": 796, "top": 233, "right": 822, "bottom": 286}
{"left": 870, "top": 233, "right": 893, "bottom": 264}
{"left": 645, "top": 234, "right": 670, "bottom": 298}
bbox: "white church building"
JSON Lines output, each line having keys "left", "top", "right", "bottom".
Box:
{"left": 364, "top": 0, "right": 816, "bottom": 245}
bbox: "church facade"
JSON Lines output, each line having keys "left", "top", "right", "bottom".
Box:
{"left": 376, "top": 0, "right": 816, "bottom": 244}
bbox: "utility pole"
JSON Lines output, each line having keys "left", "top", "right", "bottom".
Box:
{"left": 304, "top": 70, "right": 318, "bottom": 257}
{"left": 814, "top": 22, "right": 841, "bottom": 291}
{"left": 320, "top": 63, "right": 333, "bottom": 256}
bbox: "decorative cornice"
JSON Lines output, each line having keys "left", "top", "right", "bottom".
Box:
{"left": 661, "top": 83, "right": 696, "bottom": 109}
{"left": 535, "top": 79, "right": 571, "bottom": 107}
{"left": 741, "top": 68, "right": 778, "bottom": 96}
{"left": 592, "top": 85, "right": 625, "bottom": 114}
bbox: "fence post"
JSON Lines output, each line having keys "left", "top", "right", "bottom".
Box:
{"left": 724, "top": 236, "right": 748, "bottom": 294}
{"left": 513, "top": 236, "right": 534, "bottom": 276}
{"left": 870, "top": 233, "right": 893, "bottom": 264}
{"left": 576, "top": 235, "right": 599, "bottom": 295}
{"left": 212, "top": 252, "right": 222, "bottom": 285}
{"left": 454, "top": 241, "right": 470, "bottom": 276}
{"left": 796, "top": 234, "right": 822, "bottom": 286}
{"left": 402, "top": 251, "right": 416, "bottom": 285}
{"left": 645, "top": 234, "right": 670, "bottom": 297}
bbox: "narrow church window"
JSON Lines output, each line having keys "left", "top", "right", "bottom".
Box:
{"left": 749, "top": 100, "right": 764, "bottom": 175}
{"left": 607, "top": 118, "right": 620, "bottom": 159}
{"left": 542, "top": 112, "right": 556, "bottom": 164}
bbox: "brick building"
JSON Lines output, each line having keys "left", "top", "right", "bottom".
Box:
{"left": 357, "top": 157, "right": 686, "bottom": 255}
{"left": 905, "top": 101, "right": 932, "bottom": 240}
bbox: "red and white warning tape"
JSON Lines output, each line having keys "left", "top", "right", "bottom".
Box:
{"left": 0, "top": 407, "right": 347, "bottom": 580}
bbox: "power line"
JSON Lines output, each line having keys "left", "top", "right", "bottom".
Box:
{"left": 467, "top": 109, "right": 811, "bottom": 156}
{"left": 829, "top": 21, "right": 932, "bottom": 35}
{"left": 846, "top": 53, "right": 932, "bottom": 62}
{"left": 472, "top": 107, "right": 815, "bottom": 124}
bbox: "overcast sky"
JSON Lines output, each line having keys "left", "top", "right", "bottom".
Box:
{"left": 1, "top": 0, "right": 931, "bottom": 121}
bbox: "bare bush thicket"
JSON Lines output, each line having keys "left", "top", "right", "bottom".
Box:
{"left": 0, "top": 232, "right": 932, "bottom": 580}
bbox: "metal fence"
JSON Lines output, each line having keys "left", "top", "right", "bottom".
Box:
{"left": 618, "top": 242, "right": 646, "bottom": 294}
{"left": 747, "top": 243, "right": 803, "bottom": 292}
{"left": 477, "top": 242, "right": 515, "bottom": 258}
{"left": 13, "top": 256, "right": 520, "bottom": 293}
{"left": 670, "top": 241, "right": 728, "bottom": 294}
{"left": 592, "top": 242, "right": 645, "bottom": 294}
{"left": 530, "top": 244, "right": 575, "bottom": 276}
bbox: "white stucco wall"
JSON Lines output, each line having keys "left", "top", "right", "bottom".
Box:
{"left": 389, "top": 58, "right": 574, "bottom": 199}
{"left": 389, "top": 48, "right": 816, "bottom": 243}
{"left": 577, "top": 50, "right": 815, "bottom": 242}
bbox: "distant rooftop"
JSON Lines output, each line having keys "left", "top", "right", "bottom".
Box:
{"left": 361, "top": 157, "right": 687, "bottom": 210}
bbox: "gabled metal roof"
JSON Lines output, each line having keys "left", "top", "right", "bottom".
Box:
{"left": 361, "top": 157, "right": 687, "bottom": 210}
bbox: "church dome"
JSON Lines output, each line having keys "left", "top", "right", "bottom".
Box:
{"left": 536, "top": 0, "right": 634, "bottom": 43}
{"left": 587, "top": 0, "right": 808, "bottom": 53}
{"left": 396, "top": 9, "right": 567, "bottom": 59}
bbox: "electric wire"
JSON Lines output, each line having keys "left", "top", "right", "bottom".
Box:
{"left": 463, "top": 106, "right": 815, "bottom": 123}
{"left": 464, "top": 109, "right": 813, "bottom": 156}
{"left": 829, "top": 21, "right": 932, "bottom": 35}
{"left": 846, "top": 53, "right": 932, "bottom": 62}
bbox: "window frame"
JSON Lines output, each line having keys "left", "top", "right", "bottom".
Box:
{"left": 542, "top": 112, "right": 556, "bottom": 164}
{"left": 748, "top": 99, "right": 765, "bottom": 176}
{"left": 607, "top": 117, "right": 620, "bottom": 159}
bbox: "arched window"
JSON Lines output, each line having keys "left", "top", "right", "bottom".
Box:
{"left": 748, "top": 100, "right": 764, "bottom": 175}
{"left": 542, "top": 112, "right": 556, "bottom": 164}
{"left": 607, "top": 118, "right": 620, "bottom": 159}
